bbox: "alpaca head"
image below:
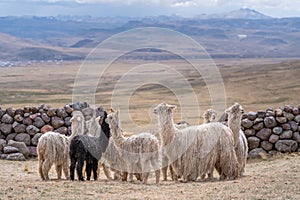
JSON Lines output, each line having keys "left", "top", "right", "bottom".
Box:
{"left": 202, "top": 109, "right": 217, "bottom": 123}
{"left": 106, "top": 109, "right": 120, "bottom": 130}
{"left": 226, "top": 103, "right": 244, "bottom": 118}
{"left": 70, "top": 111, "right": 85, "bottom": 124}
{"left": 153, "top": 103, "right": 176, "bottom": 116}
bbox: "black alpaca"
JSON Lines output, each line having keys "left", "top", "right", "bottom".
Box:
{"left": 70, "top": 111, "right": 110, "bottom": 181}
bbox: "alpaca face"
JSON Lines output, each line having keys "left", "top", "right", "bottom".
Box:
{"left": 153, "top": 103, "right": 176, "bottom": 115}
{"left": 70, "top": 111, "right": 84, "bottom": 123}
{"left": 226, "top": 103, "right": 244, "bottom": 116}
{"left": 203, "top": 109, "right": 217, "bottom": 123}
{"left": 105, "top": 110, "right": 119, "bottom": 128}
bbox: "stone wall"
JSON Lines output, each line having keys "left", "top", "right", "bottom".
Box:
{"left": 0, "top": 104, "right": 299, "bottom": 160}
{"left": 241, "top": 105, "right": 300, "bottom": 158}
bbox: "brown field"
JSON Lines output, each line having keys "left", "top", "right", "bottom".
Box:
{"left": 0, "top": 154, "right": 299, "bottom": 200}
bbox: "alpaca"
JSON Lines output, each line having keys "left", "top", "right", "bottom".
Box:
{"left": 225, "top": 103, "right": 248, "bottom": 177}
{"left": 202, "top": 109, "right": 217, "bottom": 124}
{"left": 105, "top": 109, "right": 160, "bottom": 184}
{"left": 154, "top": 103, "right": 239, "bottom": 182}
{"left": 70, "top": 111, "right": 110, "bottom": 181}
{"left": 37, "top": 111, "right": 85, "bottom": 181}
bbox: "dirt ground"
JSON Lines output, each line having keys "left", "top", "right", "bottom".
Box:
{"left": 0, "top": 154, "right": 299, "bottom": 200}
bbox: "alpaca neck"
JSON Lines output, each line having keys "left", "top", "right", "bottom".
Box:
{"left": 227, "top": 114, "right": 241, "bottom": 147}
{"left": 158, "top": 113, "right": 176, "bottom": 145}
{"left": 69, "top": 121, "right": 84, "bottom": 141}
{"left": 110, "top": 123, "right": 126, "bottom": 145}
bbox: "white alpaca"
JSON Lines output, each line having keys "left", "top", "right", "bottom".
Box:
{"left": 105, "top": 109, "right": 160, "bottom": 184}
{"left": 226, "top": 103, "right": 248, "bottom": 177}
{"left": 154, "top": 103, "right": 239, "bottom": 182}
{"left": 37, "top": 111, "right": 85, "bottom": 181}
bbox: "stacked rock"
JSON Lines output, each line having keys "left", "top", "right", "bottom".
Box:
{"left": 242, "top": 105, "right": 300, "bottom": 158}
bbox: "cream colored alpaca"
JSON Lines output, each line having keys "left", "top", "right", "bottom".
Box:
{"left": 154, "top": 103, "right": 239, "bottom": 182}
{"left": 105, "top": 109, "right": 160, "bottom": 184}
{"left": 226, "top": 103, "right": 248, "bottom": 177}
{"left": 37, "top": 111, "right": 84, "bottom": 181}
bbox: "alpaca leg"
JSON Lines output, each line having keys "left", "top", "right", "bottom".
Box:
{"left": 128, "top": 173, "right": 134, "bottom": 183}
{"left": 151, "top": 159, "right": 160, "bottom": 184}
{"left": 134, "top": 173, "right": 142, "bottom": 181}
{"left": 76, "top": 158, "right": 85, "bottom": 181}
{"left": 55, "top": 164, "right": 62, "bottom": 180}
{"left": 121, "top": 171, "right": 128, "bottom": 181}
{"left": 142, "top": 173, "right": 150, "bottom": 184}
{"left": 86, "top": 162, "right": 92, "bottom": 181}
{"left": 39, "top": 159, "right": 45, "bottom": 181}
{"left": 92, "top": 158, "right": 98, "bottom": 181}
{"left": 162, "top": 156, "right": 168, "bottom": 181}
{"left": 63, "top": 162, "right": 70, "bottom": 180}
{"left": 102, "top": 163, "right": 112, "bottom": 180}
{"left": 70, "top": 158, "right": 76, "bottom": 181}
{"left": 169, "top": 165, "right": 177, "bottom": 181}
{"left": 42, "top": 159, "right": 52, "bottom": 181}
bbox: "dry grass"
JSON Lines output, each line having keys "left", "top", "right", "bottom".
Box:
{"left": 0, "top": 154, "right": 299, "bottom": 199}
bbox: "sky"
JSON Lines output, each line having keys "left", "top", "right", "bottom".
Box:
{"left": 0, "top": 0, "right": 300, "bottom": 18}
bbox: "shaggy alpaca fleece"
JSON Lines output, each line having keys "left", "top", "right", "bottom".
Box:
{"left": 226, "top": 103, "right": 248, "bottom": 177}
{"left": 70, "top": 112, "right": 110, "bottom": 181}
{"left": 105, "top": 110, "right": 160, "bottom": 184}
{"left": 202, "top": 109, "right": 217, "bottom": 124}
{"left": 154, "top": 103, "right": 239, "bottom": 182}
{"left": 37, "top": 111, "right": 85, "bottom": 181}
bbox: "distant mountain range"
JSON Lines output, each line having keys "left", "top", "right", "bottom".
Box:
{"left": 0, "top": 8, "right": 299, "bottom": 63}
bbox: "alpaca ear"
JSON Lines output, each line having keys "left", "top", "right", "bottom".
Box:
{"left": 169, "top": 105, "right": 176, "bottom": 110}
{"left": 110, "top": 108, "right": 115, "bottom": 113}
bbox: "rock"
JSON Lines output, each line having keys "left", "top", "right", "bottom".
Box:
{"left": 283, "top": 111, "right": 294, "bottom": 121}
{"left": 64, "top": 104, "right": 73, "bottom": 114}
{"left": 0, "top": 123, "right": 12, "bottom": 135}
{"left": 26, "top": 125, "right": 40, "bottom": 136}
{"left": 247, "top": 111, "right": 257, "bottom": 120}
{"left": 31, "top": 133, "right": 43, "bottom": 146}
{"left": 247, "top": 136, "right": 260, "bottom": 150}
{"left": 264, "top": 116, "right": 277, "bottom": 128}
{"left": 242, "top": 119, "right": 253, "bottom": 129}
{"left": 33, "top": 117, "right": 45, "bottom": 128}
{"left": 47, "top": 108, "right": 57, "bottom": 117}
{"left": 272, "top": 127, "right": 283, "bottom": 135}
{"left": 41, "top": 125, "right": 54, "bottom": 134}
{"left": 68, "top": 126, "right": 72, "bottom": 136}
{"left": 253, "top": 122, "right": 264, "bottom": 131}
{"left": 248, "top": 148, "right": 267, "bottom": 159}
{"left": 23, "top": 106, "right": 31, "bottom": 113}
{"left": 257, "top": 128, "right": 272, "bottom": 140}
{"left": 14, "top": 114, "right": 24, "bottom": 122}
{"left": 253, "top": 118, "right": 264, "bottom": 124}
{"left": 275, "top": 117, "right": 287, "bottom": 124}
{"left": 257, "top": 110, "right": 266, "bottom": 118}
{"left": 23, "top": 117, "right": 33, "bottom": 126}
{"left": 0, "top": 109, "right": 5, "bottom": 118}
{"left": 14, "top": 124, "right": 27, "bottom": 134}
{"left": 266, "top": 108, "right": 273, "bottom": 112}
{"left": 2, "top": 153, "right": 26, "bottom": 161}
{"left": 283, "top": 105, "right": 293, "bottom": 113}
{"left": 289, "top": 121, "right": 298, "bottom": 132}
{"left": 269, "top": 134, "right": 280, "bottom": 144}
{"left": 39, "top": 104, "right": 51, "bottom": 111}
{"left": 266, "top": 111, "right": 275, "bottom": 117}
{"left": 242, "top": 113, "right": 248, "bottom": 119}
{"left": 274, "top": 109, "right": 283, "bottom": 117}
{"left": 24, "top": 113, "right": 30, "bottom": 117}
{"left": 0, "top": 134, "right": 5, "bottom": 140}
{"left": 275, "top": 140, "right": 298, "bottom": 153}
{"left": 1, "top": 114, "right": 13, "bottom": 124}
{"left": 28, "top": 146, "right": 37, "bottom": 157}
{"left": 57, "top": 108, "right": 68, "bottom": 118}
{"left": 12, "top": 121, "right": 19, "bottom": 129}
{"left": 292, "top": 132, "right": 300, "bottom": 143}
{"left": 6, "top": 107, "right": 15, "bottom": 117}
{"left": 15, "top": 108, "right": 24, "bottom": 116}
{"left": 244, "top": 129, "right": 256, "bottom": 137}
{"left": 6, "top": 133, "right": 17, "bottom": 142}
{"left": 3, "top": 146, "right": 19, "bottom": 154}
{"left": 31, "top": 106, "right": 38, "bottom": 114}
{"left": 72, "top": 102, "right": 89, "bottom": 111}
{"left": 64, "top": 117, "right": 71, "bottom": 127}
{"left": 41, "top": 113, "right": 51, "bottom": 123}
{"left": 293, "top": 107, "right": 299, "bottom": 115}
{"left": 15, "top": 133, "right": 31, "bottom": 146}
{"left": 280, "top": 130, "right": 293, "bottom": 139}
{"left": 55, "top": 127, "right": 68, "bottom": 135}
{"left": 29, "top": 113, "right": 41, "bottom": 120}
{"left": 282, "top": 123, "right": 291, "bottom": 130}
{"left": 261, "top": 141, "right": 273, "bottom": 151}
{"left": 51, "top": 116, "right": 64, "bottom": 129}
{"left": 294, "top": 115, "right": 300, "bottom": 123}
{"left": 0, "top": 139, "right": 6, "bottom": 151}
{"left": 7, "top": 140, "right": 30, "bottom": 158}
